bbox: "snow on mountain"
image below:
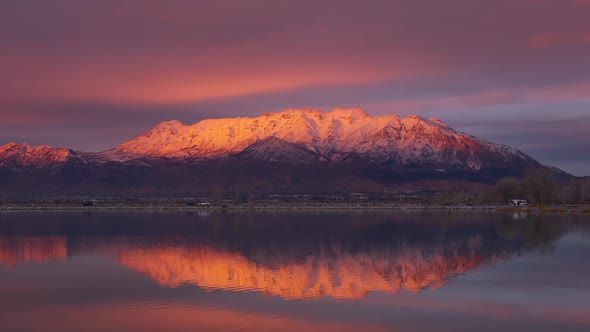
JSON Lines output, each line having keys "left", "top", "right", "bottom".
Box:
{"left": 0, "top": 142, "right": 83, "bottom": 168}
{"left": 113, "top": 108, "right": 535, "bottom": 170}
{"left": 0, "top": 108, "right": 539, "bottom": 174}
{"left": 0, "top": 110, "right": 553, "bottom": 195}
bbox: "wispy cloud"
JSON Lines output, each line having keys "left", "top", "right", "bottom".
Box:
{"left": 530, "top": 32, "right": 590, "bottom": 48}
{"left": 0, "top": 0, "right": 589, "bottom": 174}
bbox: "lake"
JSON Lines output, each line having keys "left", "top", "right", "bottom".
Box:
{"left": 0, "top": 210, "right": 589, "bottom": 331}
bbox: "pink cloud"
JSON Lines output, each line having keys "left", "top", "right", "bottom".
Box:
{"left": 0, "top": 29, "right": 444, "bottom": 105}
{"left": 530, "top": 32, "right": 590, "bottom": 48}
{"left": 366, "top": 89, "right": 524, "bottom": 114}
{"left": 526, "top": 81, "right": 590, "bottom": 101}
{"left": 367, "top": 79, "right": 590, "bottom": 115}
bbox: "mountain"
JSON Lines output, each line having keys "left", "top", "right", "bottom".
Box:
{"left": 0, "top": 108, "right": 549, "bottom": 195}
{"left": 234, "top": 137, "right": 322, "bottom": 164}
{"left": 0, "top": 142, "right": 84, "bottom": 169}
{"left": 112, "top": 108, "right": 536, "bottom": 170}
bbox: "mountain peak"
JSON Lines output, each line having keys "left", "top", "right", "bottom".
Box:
{"left": 269, "top": 108, "right": 369, "bottom": 120}
{"left": 1, "top": 142, "right": 62, "bottom": 152}
{"left": 0, "top": 142, "right": 26, "bottom": 151}
{"left": 110, "top": 108, "right": 536, "bottom": 171}
{"left": 0, "top": 142, "right": 78, "bottom": 167}
{"left": 330, "top": 108, "right": 368, "bottom": 118}
{"left": 150, "top": 120, "right": 186, "bottom": 133}
{"left": 428, "top": 117, "right": 450, "bottom": 128}
{"left": 158, "top": 119, "right": 185, "bottom": 127}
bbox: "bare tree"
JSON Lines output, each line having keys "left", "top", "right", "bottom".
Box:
{"left": 558, "top": 179, "right": 583, "bottom": 205}
{"left": 523, "top": 167, "right": 555, "bottom": 207}
{"left": 496, "top": 177, "right": 523, "bottom": 202}
{"left": 582, "top": 178, "right": 590, "bottom": 204}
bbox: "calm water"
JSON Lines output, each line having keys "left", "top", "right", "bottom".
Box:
{"left": 0, "top": 211, "right": 589, "bottom": 332}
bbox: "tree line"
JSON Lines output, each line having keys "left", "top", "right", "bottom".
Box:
{"left": 496, "top": 166, "right": 590, "bottom": 206}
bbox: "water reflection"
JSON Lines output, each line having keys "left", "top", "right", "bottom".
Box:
{"left": 0, "top": 236, "right": 67, "bottom": 268}
{"left": 0, "top": 211, "right": 571, "bottom": 299}
{"left": 0, "top": 211, "right": 589, "bottom": 332}
{"left": 116, "top": 237, "right": 499, "bottom": 299}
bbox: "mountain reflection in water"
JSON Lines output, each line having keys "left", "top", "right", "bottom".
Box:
{"left": 1, "top": 211, "right": 589, "bottom": 332}
{"left": 0, "top": 211, "right": 568, "bottom": 299}
{"left": 117, "top": 238, "right": 495, "bottom": 299}
{"left": 0, "top": 236, "right": 67, "bottom": 267}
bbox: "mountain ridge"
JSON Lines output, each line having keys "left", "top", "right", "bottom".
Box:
{"left": 108, "top": 108, "right": 536, "bottom": 170}
{"left": 0, "top": 108, "right": 557, "bottom": 195}
{"left": 0, "top": 142, "right": 84, "bottom": 168}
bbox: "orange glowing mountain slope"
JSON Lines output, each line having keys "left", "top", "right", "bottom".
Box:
{"left": 112, "top": 108, "right": 534, "bottom": 170}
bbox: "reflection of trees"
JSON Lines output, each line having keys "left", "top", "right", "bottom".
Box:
{"left": 523, "top": 218, "right": 563, "bottom": 253}
{"left": 495, "top": 214, "right": 564, "bottom": 253}
{"left": 495, "top": 217, "right": 522, "bottom": 241}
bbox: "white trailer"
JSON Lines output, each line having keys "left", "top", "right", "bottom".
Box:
{"left": 509, "top": 199, "right": 528, "bottom": 206}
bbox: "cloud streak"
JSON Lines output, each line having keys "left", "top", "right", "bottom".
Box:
{"left": 530, "top": 32, "right": 590, "bottom": 48}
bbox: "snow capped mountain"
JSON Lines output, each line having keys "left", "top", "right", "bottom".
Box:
{"left": 0, "top": 142, "right": 83, "bottom": 168}
{"left": 0, "top": 109, "right": 550, "bottom": 195}
{"left": 0, "top": 109, "right": 540, "bottom": 171}
{"left": 113, "top": 108, "right": 535, "bottom": 170}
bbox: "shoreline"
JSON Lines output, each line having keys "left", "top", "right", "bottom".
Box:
{"left": 1, "top": 202, "right": 589, "bottom": 212}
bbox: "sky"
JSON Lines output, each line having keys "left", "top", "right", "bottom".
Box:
{"left": 1, "top": 0, "right": 589, "bottom": 175}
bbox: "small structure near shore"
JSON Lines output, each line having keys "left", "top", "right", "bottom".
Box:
{"left": 508, "top": 199, "right": 528, "bottom": 207}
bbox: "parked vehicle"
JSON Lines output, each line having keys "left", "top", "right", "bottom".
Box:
{"left": 508, "top": 199, "right": 528, "bottom": 206}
